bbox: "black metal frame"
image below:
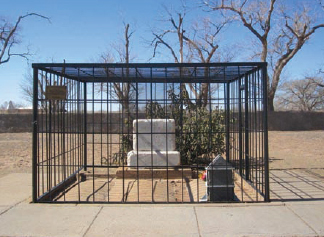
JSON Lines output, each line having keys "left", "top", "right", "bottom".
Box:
{"left": 32, "top": 62, "right": 269, "bottom": 203}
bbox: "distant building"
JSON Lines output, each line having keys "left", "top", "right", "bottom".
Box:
{"left": 7, "top": 101, "right": 14, "bottom": 110}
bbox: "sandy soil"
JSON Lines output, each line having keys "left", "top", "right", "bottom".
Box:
{"left": 0, "top": 131, "right": 324, "bottom": 178}
{"left": 269, "top": 131, "right": 324, "bottom": 177}
{"left": 0, "top": 133, "right": 32, "bottom": 178}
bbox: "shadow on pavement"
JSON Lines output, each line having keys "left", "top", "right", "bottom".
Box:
{"left": 270, "top": 169, "right": 324, "bottom": 202}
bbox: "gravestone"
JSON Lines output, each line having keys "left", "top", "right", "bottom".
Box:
{"left": 206, "top": 155, "right": 234, "bottom": 201}
{"left": 127, "top": 119, "right": 180, "bottom": 168}
{"left": 132, "top": 118, "right": 176, "bottom": 151}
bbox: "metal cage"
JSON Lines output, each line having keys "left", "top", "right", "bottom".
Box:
{"left": 32, "top": 62, "right": 269, "bottom": 203}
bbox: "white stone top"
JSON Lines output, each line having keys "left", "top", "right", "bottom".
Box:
{"left": 133, "top": 119, "right": 175, "bottom": 133}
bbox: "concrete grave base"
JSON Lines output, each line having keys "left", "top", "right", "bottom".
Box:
{"left": 127, "top": 150, "right": 180, "bottom": 168}
{"left": 116, "top": 167, "right": 192, "bottom": 179}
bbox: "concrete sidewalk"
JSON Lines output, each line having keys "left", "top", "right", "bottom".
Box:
{"left": 0, "top": 173, "right": 324, "bottom": 237}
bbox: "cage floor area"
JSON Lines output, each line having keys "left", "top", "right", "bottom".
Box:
{"left": 54, "top": 172, "right": 263, "bottom": 203}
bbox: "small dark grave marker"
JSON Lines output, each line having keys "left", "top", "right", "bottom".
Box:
{"left": 206, "top": 155, "right": 234, "bottom": 201}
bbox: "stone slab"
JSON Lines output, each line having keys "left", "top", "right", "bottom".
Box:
{"left": 85, "top": 207, "right": 199, "bottom": 237}
{"left": 195, "top": 205, "right": 316, "bottom": 236}
{"left": 0, "top": 204, "right": 101, "bottom": 237}
{"left": 127, "top": 150, "right": 180, "bottom": 168}
{"left": 133, "top": 119, "right": 176, "bottom": 151}
{"left": 116, "top": 167, "right": 192, "bottom": 179}
{"left": 0, "top": 173, "right": 31, "bottom": 206}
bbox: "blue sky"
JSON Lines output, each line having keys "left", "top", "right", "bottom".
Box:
{"left": 1, "top": 0, "right": 324, "bottom": 106}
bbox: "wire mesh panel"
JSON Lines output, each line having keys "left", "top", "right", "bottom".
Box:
{"left": 32, "top": 63, "right": 269, "bottom": 203}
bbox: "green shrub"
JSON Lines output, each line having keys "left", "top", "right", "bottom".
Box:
{"left": 146, "top": 89, "right": 225, "bottom": 166}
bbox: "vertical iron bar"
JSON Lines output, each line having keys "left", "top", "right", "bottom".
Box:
{"left": 108, "top": 80, "right": 112, "bottom": 202}
{"left": 106, "top": 80, "right": 111, "bottom": 202}
{"left": 262, "top": 65, "right": 270, "bottom": 202}
{"left": 150, "top": 67, "right": 154, "bottom": 203}
{"left": 92, "top": 72, "right": 95, "bottom": 202}
{"left": 32, "top": 66, "right": 39, "bottom": 203}
{"left": 225, "top": 81, "right": 230, "bottom": 162}
{"left": 77, "top": 77, "right": 81, "bottom": 202}
{"left": 165, "top": 67, "right": 169, "bottom": 203}
{"left": 100, "top": 82, "right": 103, "bottom": 167}
{"left": 40, "top": 71, "right": 45, "bottom": 195}
{"left": 62, "top": 76, "right": 66, "bottom": 202}
{"left": 238, "top": 76, "right": 243, "bottom": 176}
{"left": 53, "top": 81, "right": 56, "bottom": 188}
{"left": 135, "top": 70, "right": 139, "bottom": 203}
{"left": 121, "top": 68, "right": 125, "bottom": 203}
{"left": 107, "top": 80, "right": 110, "bottom": 202}
{"left": 179, "top": 67, "right": 184, "bottom": 203}
{"left": 244, "top": 74, "right": 250, "bottom": 181}
{"left": 48, "top": 74, "right": 52, "bottom": 200}
{"left": 84, "top": 83, "right": 87, "bottom": 171}
{"left": 253, "top": 70, "right": 258, "bottom": 201}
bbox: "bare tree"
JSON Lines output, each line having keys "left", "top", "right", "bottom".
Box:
{"left": 0, "top": 13, "right": 49, "bottom": 66}
{"left": 314, "top": 68, "right": 324, "bottom": 87}
{"left": 20, "top": 68, "right": 34, "bottom": 104}
{"left": 151, "top": 5, "right": 230, "bottom": 107}
{"left": 151, "top": 7, "right": 186, "bottom": 64}
{"left": 99, "top": 23, "right": 137, "bottom": 117}
{"left": 276, "top": 76, "right": 324, "bottom": 111}
{"left": 203, "top": 0, "right": 324, "bottom": 111}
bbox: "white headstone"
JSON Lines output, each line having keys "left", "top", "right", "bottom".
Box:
{"left": 127, "top": 119, "right": 180, "bottom": 168}
{"left": 133, "top": 119, "right": 176, "bottom": 151}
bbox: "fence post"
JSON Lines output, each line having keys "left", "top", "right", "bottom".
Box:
{"left": 225, "top": 81, "right": 230, "bottom": 163}
{"left": 263, "top": 64, "right": 270, "bottom": 202}
{"left": 244, "top": 74, "right": 250, "bottom": 181}
{"left": 32, "top": 66, "right": 38, "bottom": 203}
{"left": 238, "top": 77, "right": 243, "bottom": 176}
{"left": 83, "top": 82, "right": 87, "bottom": 171}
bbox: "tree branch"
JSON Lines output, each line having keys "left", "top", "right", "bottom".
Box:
{"left": 151, "top": 32, "right": 180, "bottom": 63}
{"left": 0, "top": 13, "right": 50, "bottom": 65}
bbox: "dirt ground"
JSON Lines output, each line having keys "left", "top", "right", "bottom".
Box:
{"left": 269, "top": 131, "right": 324, "bottom": 177}
{"left": 0, "top": 133, "right": 31, "bottom": 178}
{"left": 0, "top": 131, "right": 323, "bottom": 178}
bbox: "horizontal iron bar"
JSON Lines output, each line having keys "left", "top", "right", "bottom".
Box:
{"left": 32, "top": 62, "right": 267, "bottom": 69}
{"left": 36, "top": 168, "right": 81, "bottom": 202}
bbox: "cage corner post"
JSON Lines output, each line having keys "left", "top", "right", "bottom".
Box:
{"left": 262, "top": 64, "right": 270, "bottom": 202}
{"left": 32, "top": 66, "right": 39, "bottom": 203}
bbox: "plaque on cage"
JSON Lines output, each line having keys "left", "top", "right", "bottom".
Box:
{"left": 45, "top": 86, "right": 67, "bottom": 100}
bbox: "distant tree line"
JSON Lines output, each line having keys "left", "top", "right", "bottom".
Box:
{"left": 276, "top": 74, "right": 324, "bottom": 111}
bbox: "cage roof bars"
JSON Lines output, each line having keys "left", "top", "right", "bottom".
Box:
{"left": 32, "top": 62, "right": 267, "bottom": 83}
